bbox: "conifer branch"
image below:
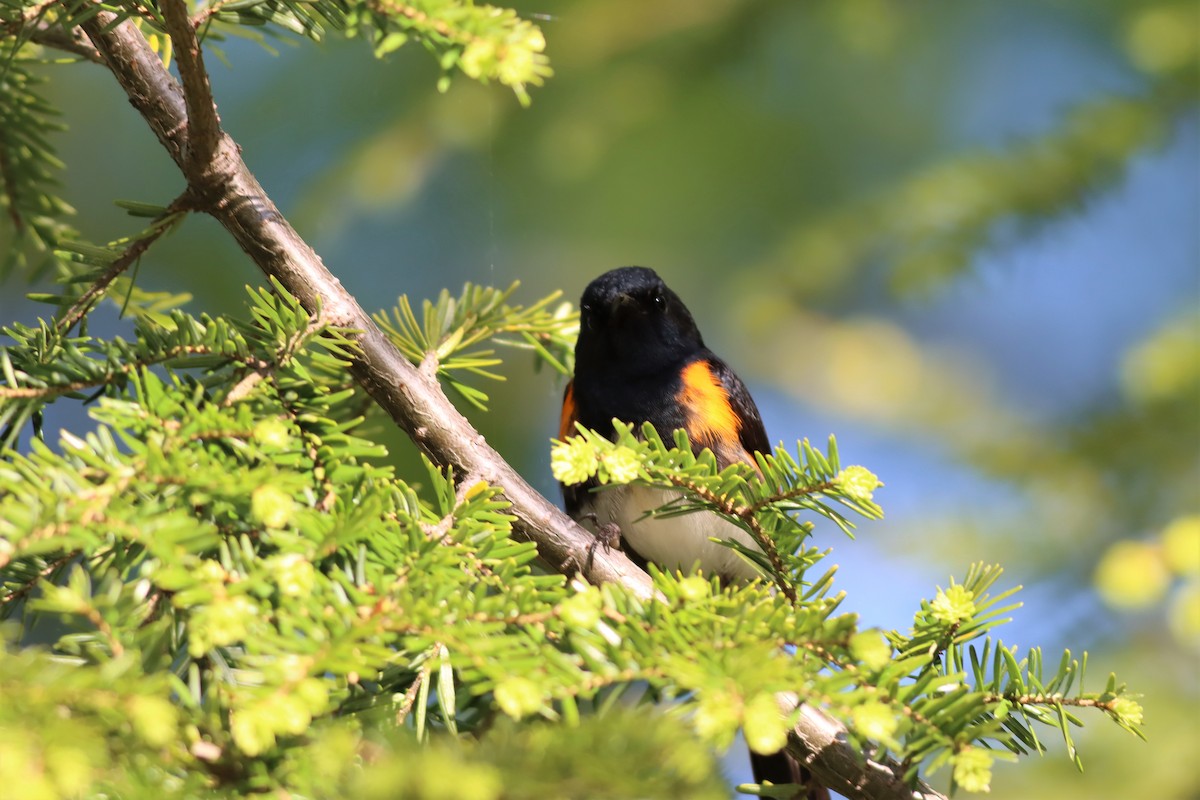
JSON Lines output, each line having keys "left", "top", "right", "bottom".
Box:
{"left": 56, "top": 193, "right": 192, "bottom": 334}
{"left": 786, "top": 704, "right": 945, "bottom": 800}
{"left": 745, "top": 480, "right": 838, "bottom": 515}
{"left": 2, "top": 18, "right": 104, "bottom": 62}
{"left": 0, "top": 552, "right": 73, "bottom": 603}
{"left": 189, "top": 0, "right": 241, "bottom": 29}
{"left": 662, "top": 472, "right": 798, "bottom": 603}
{"left": 69, "top": 9, "right": 951, "bottom": 798}
{"left": 76, "top": 5, "right": 654, "bottom": 600}
{"left": 160, "top": 0, "right": 221, "bottom": 171}
{"left": 0, "top": 342, "right": 226, "bottom": 400}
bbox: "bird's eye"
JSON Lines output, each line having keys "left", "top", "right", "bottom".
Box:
{"left": 651, "top": 291, "right": 666, "bottom": 311}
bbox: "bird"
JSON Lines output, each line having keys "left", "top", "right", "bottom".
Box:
{"left": 558, "top": 266, "right": 828, "bottom": 800}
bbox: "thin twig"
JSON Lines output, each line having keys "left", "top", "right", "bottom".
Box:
{"left": 191, "top": 0, "right": 241, "bottom": 28}
{"left": 159, "top": 0, "right": 221, "bottom": 171}
{"left": 745, "top": 480, "right": 837, "bottom": 515}
{"left": 221, "top": 309, "right": 325, "bottom": 405}
{"left": 0, "top": 344, "right": 255, "bottom": 400}
{"left": 0, "top": 553, "right": 75, "bottom": 605}
{"left": 55, "top": 193, "right": 192, "bottom": 334}
{"left": 987, "top": 693, "right": 1119, "bottom": 711}
{"left": 17, "top": 22, "right": 106, "bottom": 63}
{"left": 393, "top": 666, "right": 425, "bottom": 726}
{"left": 661, "top": 472, "right": 798, "bottom": 603}
{"left": 1, "top": 0, "right": 103, "bottom": 61}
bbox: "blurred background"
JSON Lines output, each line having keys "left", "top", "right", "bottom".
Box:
{"left": 2, "top": 0, "right": 1197, "bottom": 796}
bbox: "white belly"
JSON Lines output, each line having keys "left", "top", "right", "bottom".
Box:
{"left": 591, "top": 485, "right": 763, "bottom": 584}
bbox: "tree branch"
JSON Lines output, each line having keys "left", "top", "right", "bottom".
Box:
{"left": 76, "top": 10, "right": 946, "bottom": 799}
{"left": 159, "top": 0, "right": 220, "bottom": 170}
{"left": 77, "top": 8, "right": 653, "bottom": 600}
{"left": 11, "top": 22, "right": 105, "bottom": 63}
{"left": 56, "top": 193, "right": 191, "bottom": 334}
{"left": 785, "top": 703, "right": 944, "bottom": 800}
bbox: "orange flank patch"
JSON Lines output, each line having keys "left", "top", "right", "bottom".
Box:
{"left": 559, "top": 380, "right": 577, "bottom": 440}
{"left": 677, "top": 361, "right": 740, "bottom": 446}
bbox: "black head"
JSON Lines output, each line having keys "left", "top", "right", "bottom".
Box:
{"left": 576, "top": 267, "right": 705, "bottom": 379}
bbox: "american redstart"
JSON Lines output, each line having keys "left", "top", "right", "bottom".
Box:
{"left": 559, "top": 266, "right": 828, "bottom": 800}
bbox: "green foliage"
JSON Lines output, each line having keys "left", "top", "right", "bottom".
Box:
{"left": 197, "top": 0, "right": 555, "bottom": 103}
{"left": 0, "top": 1, "right": 1168, "bottom": 797}
{"left": 0, "top": 42, "right": 76, "bottom": 279}
{"left": 552, "top": 420, "right": 882, "bottom": 596}
{"left": 0, "top": 633, "right": 206, "bottom": 799}
{"left": 0, "top": 0, "right": 550, "bottom": 284}
{"left": 553, "top": 426, "right": 1144, "bottom": 794}
{"left": 342, "top": 0, "right": 552, "bottom": 103}
{"left": 374, "top": 281, "right": 576, "bottom": 409}
{"left": 0, "top": 630, "right": 730, "bottom": 798}
{"left": 0, "top": 278, "right": 1144, "bottom": 797}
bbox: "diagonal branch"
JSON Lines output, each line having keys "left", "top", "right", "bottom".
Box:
{"left": 77, "top": 7, "right": 653, "bottom": 601}
{"left": 76, "top": 9, "right": 945, "bottom": 800}
{"left": 56, "top": 192, "right": 192, "bottom": 334}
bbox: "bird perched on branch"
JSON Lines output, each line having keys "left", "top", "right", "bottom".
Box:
{"left": 558, "top": 266, "right": 828, "bottom": 800}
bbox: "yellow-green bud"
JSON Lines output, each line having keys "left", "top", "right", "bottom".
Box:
{"left": 459, "top": 40, "right": 496, "bottom": 80}
{"left": 931, "top": 584, "right": 976, "bottom": 625}
{"left": 559, "top": 592, "right": 601, "bottom": 629}
{"left": 274, "top": 694, "right": 313, "bottom": 736}
{"left": 128, "top": 696, "right": 178, "bottom": 748}
{"left": 267, "top": 553, "right": 315, "bottom": 597}
{"left": 836, "top": 466, "right": 883, "bottom": 503}
{"left": 693, "top": 691, "right": 740, "bottom": 749}
{"left": 252, "top": 418, "right": 292, "bottom": 451}
{"left": 850, "top": 630, "right": 893, "bottom": 672}
{"left": 677, "top": 575, "right": 712, "bottom": 603}
{"left": 600, "top": 446, "right": 641, "bottom": 484}
{"left": 550, "top": 439, "right": 598, "bottom": 485}
{"left": 953, "top": 746, "right": 994, "bottom": 793}
{"left": 189, "top": 595, "right": 257, "bottom": 657}
{"left": 251, "top": 484, "right": 295, "bottom": 529}
{"left": 195, "top": 560, "right": 228, "bottom": 584}
{"left": 494, "top": 677, "right": 543, "bottom": 720}
{"left": 1108, "top": 697, "right": 1144, "bottom": 727}
{"left": 231, "top": 704, "right": 275, "bottom": 757}
{"left": 44, "top": 744, "right": 94, "bottom": 795}
{"left": 743, "top": 693, "right": 788, "bottom": 755}
{"left": 852, "top": 701, "right": 898, "bottom": 741}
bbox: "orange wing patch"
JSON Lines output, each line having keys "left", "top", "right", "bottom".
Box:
{"left": 677, "top": 361, "right": 740, "bottom": 447}
{"left": 559, "top": 380, "right": 578, "bottom": 440}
